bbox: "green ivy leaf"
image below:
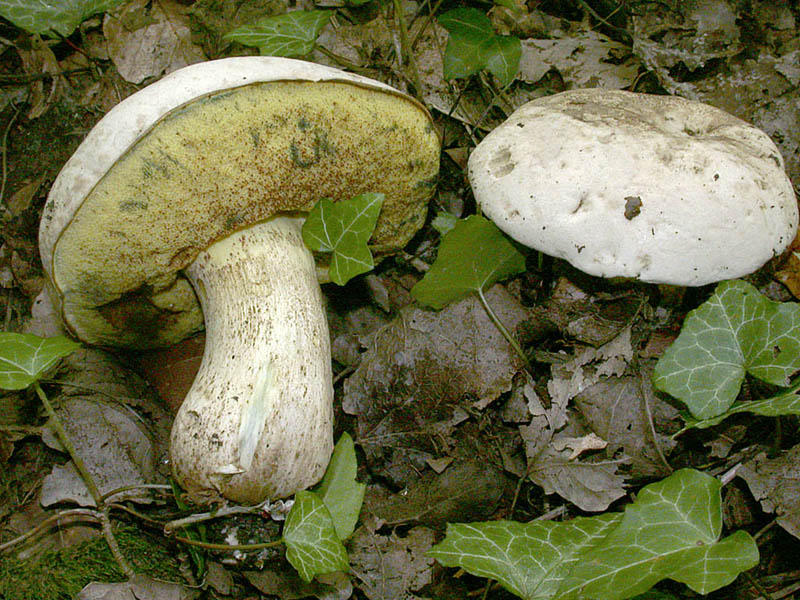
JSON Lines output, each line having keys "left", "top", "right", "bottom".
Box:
{"left": 653, "top": 280, "right": 800, "bottom": 419}
{"left": 556, "top": 470, "right": 758, "bottom": 599}
{"left": 302, "top": 193, "right": 384, "bottom": 286}
{"left": 429, "top": 470, "right": 757, "bottom": 600}
{"left": 484, "top": 34, "right": 522, "bottom": 87}
{"left": 429, "top": 514, "right": 622, "bottom": 599}
{"left": 438, "top": 7, "right": 495, "bottom": 39}
{"left": 315, "top": 433, "right": 365, "bottom": 541}
{"left": 438, "top": 8, "right": 520, "bottom": 87}
{"left": 224, "top": 10, "right": 332, "bottom": 57}
{"left": 411, "top": 215, "right": 526, "bottom": 309}
{"left": 0, "top": 0, "right": 124, "bottom": 36}
{"left": 0, "top": 333, "right": 80, "bottom": 390}
{"left": 283, "top": 490, "right": 349, "bottom": 582}
{"left": 680, "top": 388, "right": 800, "bottom": 431}
{"left": 442, "top": 34, "right": 487, "bottom": 80}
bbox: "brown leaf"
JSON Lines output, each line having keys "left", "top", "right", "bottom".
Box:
{"left": 104, "top": 0, "right": 205, "bottom": 84}
{"left": 573, "top": 371, "right": 678, "bottom": 478}
{"left": 738, "top": 445, "right": 800, "bottom": 539}
{"left": 343, "top": 285, "right": 531, "bottom": 487}
{"left": 16, "top": 37, "right": 61, "bottom": 119}
{"left": 366, "top": 459, "right": 509, "bottom": 527}
{"left": 348, "top": 525, "right": 436, "bottom": 600}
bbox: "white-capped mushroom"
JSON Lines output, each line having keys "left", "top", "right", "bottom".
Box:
{"left": 40, "top": 57, "right": 440, "bottom": 504}
{"left": 469, "top": 89, "right": 798, "bottom": 286}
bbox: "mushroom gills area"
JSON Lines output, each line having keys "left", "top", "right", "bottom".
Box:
{"left": 170, "top": 215, "right": 333, "bottom": 504}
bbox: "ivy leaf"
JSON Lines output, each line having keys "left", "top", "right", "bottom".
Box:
{"left": 302, "top": 193, "right": 384, "bottom": 286}
{"left": 0, "top": 0, "right": 124, "bottom": 36}
{"left": 680, "top": 389, "right": 800, "bottom": 431}
{"left": 442, "top": 34, "right": 487, "bottom": 80}
{"left": 283, "top": 490, "right": 349, "bottom": 582}
{"left": 428, "top": 514, "right": 622, "bottom": 599}
{"left": 555, "top": 469, "right": 759, "bottom": 599}
{"left": 484, "top": 35, "right": 522, "bottom": 87}
{"left": 411, "top": 215, "right": 526, "bottom": 309}
{"left": 224, "top": 10, "right": 332, "bottom": 57}
{"left": 0, "top": 333, "right": 80, "bottom": 390}
{"left": 438, "top": 8, "right": 520, "bottom": 87}
{"left": 653, "top": 280, "right": 800, "bottom": 420}
{"left": 438, "top": 7, "right": 495, "bottom": 38}
{"left": 314, "top": 432, "right": 365, "bottom": 541}
{"left": 429, "top": 470, "right": 757, "bottom": 600}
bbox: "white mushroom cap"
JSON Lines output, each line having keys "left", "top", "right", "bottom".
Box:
{"left": 469, "top": 89, "right": 798, "bottom": 285}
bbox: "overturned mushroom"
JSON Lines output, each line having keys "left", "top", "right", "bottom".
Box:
{"left": 469, "top": 89, "right": 797, "bottom": 286}
{"left": 40, "top": 57, "right": 440, "bottom": 504}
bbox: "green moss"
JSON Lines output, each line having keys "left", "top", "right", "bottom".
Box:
{"left": 0, "top": 525, "right": 183, "bottom": 600}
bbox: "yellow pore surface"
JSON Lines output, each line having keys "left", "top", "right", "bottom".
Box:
{"left": 52, "top": 80, "right": 439, "bottom": 347}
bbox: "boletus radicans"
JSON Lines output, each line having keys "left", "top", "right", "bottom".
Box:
{"left": 39, "top": 57, "right": 440, "bottom": 504}
{"left": 468, "top": 89, "right": 798, "bottom": 286}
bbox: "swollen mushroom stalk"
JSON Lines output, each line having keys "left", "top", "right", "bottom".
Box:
{"left": 171, "top": 216, "right": 333, "bottom": 504}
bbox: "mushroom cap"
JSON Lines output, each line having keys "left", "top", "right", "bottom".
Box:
{"left": 40, "top": 57, "right": 439, "bottom": 348}
{"left": 469, "top": 89, "right": 798, "bottom": 285}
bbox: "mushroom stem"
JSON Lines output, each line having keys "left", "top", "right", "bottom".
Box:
{"left": 170, "top": 215, "right": 333, "bottom": 505}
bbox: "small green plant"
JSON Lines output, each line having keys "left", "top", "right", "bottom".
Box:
{"left": 302, "top": 192, "right": 385, "bottom": 285}
{"left": 283, "top": 432, "right": 365, "bottom": 580}
{"left": 0, "top": 332, "right": 134, "bottom": 576}
{"left": 170, "top": 433, "right": 366, "bottom": 583}
{"left": 224, "top": 10, "right": 333, "bottom": 58}
{"left": 653, "top": 279, "right": 800, "bottom": 429}
{"left": 0, "top": 0, "right": 124, "bottom": 37}
{"left": 438, "top": 7, "right": 521, "bottom": 87}
{"left": 411, "top": 214, "right": 530, "bottom": 367}
{"left": 429, "top": 469, "right": 758, "bottom": 600}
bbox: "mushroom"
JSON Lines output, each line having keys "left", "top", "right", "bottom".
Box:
{"left": 39, "top": 57, "right": 440, "bottom": 504}
{"left": 468, "top": 89, "right": 797, "bottom": 286}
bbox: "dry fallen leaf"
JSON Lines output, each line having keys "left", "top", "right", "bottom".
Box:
{"left": 104, "top": 0, "right": 205, "bottom": 84}
{"left": 366, "top": 459, "right": 509, "bottom": 527}
{"left": 738, "top": 444, "right": 800, "bottom": 539}
{"left": 343, "top": 285, "right": 530, "bottom": 487}
{"left": 349, "top": 525, "right": 436, "bottom": 600}
{"left": 40, "top": 397, "right": 161, "bottom": 507}
{"left": 573, "top": 371, "right": 678, "bottom": 478}
{"left": 16, "top": 36, "right": 60, "bottom": 118}
{"left": 518, "top": 30, "right": 641, "bottom": 89}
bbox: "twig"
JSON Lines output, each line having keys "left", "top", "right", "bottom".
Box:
{"left": 33, "top": 382, "right": 135, "bottom": 576}
{"left": 0, "top": 508, "right": 100, "bottom": 552}
{"left": 0, "top": 102, "right": 21, "bottom": 212}
{"left": 636, "top": 365, "right": 672, "bottom": 472}
{"left": 0, "top": 68, "right": 90, "bottom": 85}
{"left": 476, "top": 286, "right": 532, "bottom": 372}
{"left": 392, "top": 0, "right": 424, "bottom": 96}
{"left": 99, "top": 483, "right": 173, "bottom": 503}
{"left": 35, "top": 383, "right": 102, "bottom": 503}
{"left": 173, "top": 536, "right": 283, "bottom": 551}
{"left": 164, "top": 503, "right": 268, "bottom": 534}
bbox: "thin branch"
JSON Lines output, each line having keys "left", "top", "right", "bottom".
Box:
{"left": 476, "top": 286, "right": 532, "bottom": 372}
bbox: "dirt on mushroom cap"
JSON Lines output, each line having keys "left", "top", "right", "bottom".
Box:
{"left": 46, "top": 80, "right": 439, "bottom": 348}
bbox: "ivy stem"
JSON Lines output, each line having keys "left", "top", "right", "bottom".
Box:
{"left": 33, "top": 381, "right": 134, "bottom": 577}
{"left": 34, "top": 382, "right": 102, "bottom": 503}
{"left": 173, "top": 536, "right": 284, "bottom": 552}
{"left": 476, "top": 287, "right": 532, "bottom": 372}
